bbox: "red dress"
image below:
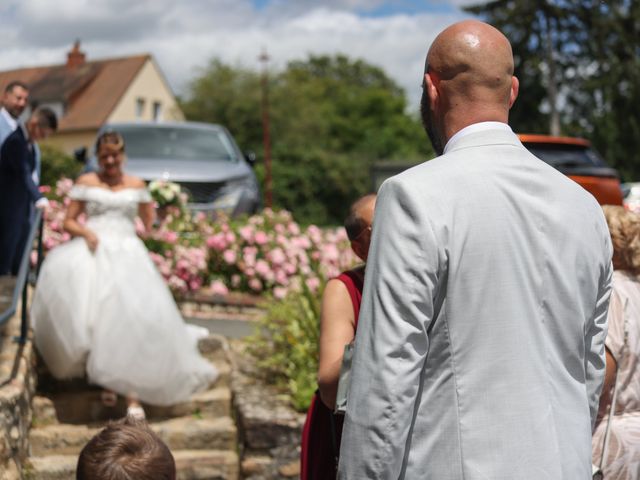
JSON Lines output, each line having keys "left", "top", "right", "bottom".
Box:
{"left": 300, "top": 266, "right": 365, "bottom": 480}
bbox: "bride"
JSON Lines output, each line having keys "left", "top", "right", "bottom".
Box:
{"left": 31, "top": 131, "right": 217, "bottom": 419}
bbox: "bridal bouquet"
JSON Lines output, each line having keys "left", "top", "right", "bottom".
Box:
{"left": 148, "top": 180, "right": 185, "bottom": 208}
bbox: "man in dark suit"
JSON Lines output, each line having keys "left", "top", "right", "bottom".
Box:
{"left": 0, "top": 107, "right": 57, "bottom": 275}
{"left": 0, "top": 81, "right": 29, "bottom": 148}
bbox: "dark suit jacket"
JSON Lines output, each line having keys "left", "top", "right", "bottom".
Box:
{"left": 0, "top": 126, "right": 42, "bottom": 275}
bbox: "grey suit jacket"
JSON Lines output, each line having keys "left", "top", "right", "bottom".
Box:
{"left": 338, "top": 127, "right": 612, "bottom": 479}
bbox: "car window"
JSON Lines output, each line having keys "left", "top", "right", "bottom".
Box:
{"left": 114, "top": 126, "right": 238, "bottom": 162}
{"left": 524, "top": 143, "right": 605, "bottom": 168}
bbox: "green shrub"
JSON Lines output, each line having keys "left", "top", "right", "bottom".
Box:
{"left": 40, "top": 145, "right": 82, "bottom": 187}
{"left": 248, "top": 285, "right": 322, "bottom": 411}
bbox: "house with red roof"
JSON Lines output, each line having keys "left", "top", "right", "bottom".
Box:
{"left": 0, "top": 41, "right": 184, "bottom": 154}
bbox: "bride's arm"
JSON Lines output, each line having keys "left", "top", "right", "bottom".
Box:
{"left": 138, "top": 202, "right": 155, "bottom": 233}
{"left": 63, "top": 200, "right": 99, "bottom": 252}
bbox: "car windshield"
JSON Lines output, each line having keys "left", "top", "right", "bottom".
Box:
{"left": 114, "top": 125, "right": 238, "bottom": 162}
{"left": 524, "top": 143, "right": 605, "bottom": 168}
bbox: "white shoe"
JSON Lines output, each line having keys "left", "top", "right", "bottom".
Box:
{"left": 126, "top": 404, "right": 146, "bottom": 421}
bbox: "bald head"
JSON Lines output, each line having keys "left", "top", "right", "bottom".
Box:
{"left": 421, "top": 20, "right": 519, "bottom": 153}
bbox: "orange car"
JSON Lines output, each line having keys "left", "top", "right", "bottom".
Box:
{"left": 518, "top": 134, "right": 623, "bottom": 206}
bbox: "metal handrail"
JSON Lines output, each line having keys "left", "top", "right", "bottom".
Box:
{"left": 0, "top": 209, "right": 44, "bottom": 344}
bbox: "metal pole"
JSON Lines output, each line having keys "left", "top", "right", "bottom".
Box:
{"left": 36, "top": 215, "right": 44, "bottom": 277}
{"left": 259, "top": 49, "right": 273, "bottom": 209}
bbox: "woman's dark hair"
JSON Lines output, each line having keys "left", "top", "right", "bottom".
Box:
{"left": 344, "top": 193, "right": 376, "bottom": 241}
{"left": 76, "top": 417, "right": 176, "bottom": 480}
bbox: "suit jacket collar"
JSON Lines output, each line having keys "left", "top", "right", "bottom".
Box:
{"left": 444, "top": 123, "right": 522, "bottom": 154}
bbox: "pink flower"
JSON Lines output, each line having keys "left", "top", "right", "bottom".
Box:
{"left": 283, "top": 262, "right": 297, "bottom": 275}
{"left": 239, "top": 225, "right": 254, "bottom": 242}
{"left": 206, "top": 233, "right": 227, "bottom": 251}
{"left": 225, "top": 231, "right": 236, "bottom": 244}
{"left": 293, "top": 236, "right": 311, "bottom": 249}
{"left": 254, "top": 231, "right": 269, "bottom": 245}
{"left": 273, "top": 286, "right": 288, "bottom": 300}
{"left": 231, "top": 275, "right": 241, "bottom": 288}
{"left": 223, "top": 249, "right": 237, "bottom": 264}
{"left": 287, "top": 222, "right": 301, "bottom": 235}
{"left": 267, "top": 248, "right": 286, "bottom": 266}
{"left": 242, "top": 246, "right": 257, "bottom": 267}
{"left": 210, "top": 280, "right": 229, "bottom": 296}
{"left": 56, "top": 177, "right": 74, "bottom": 197}
{"left": 163, "top": 231, "right": 178, "bottom": 244}
{"left": 305, "top": 277, "right": 321, "bottom": 292}
{"left": 168, "top": 275, "right": 187, "bottom": 293}
{"left": 248, "top": 278, "right": 263, "bottom": 292}
{"left": 300, "top": 264, "right": 311, "bottom": 276}
{"left": 274, "top": 270, "right": 289, "bottom": 286}
{"left": 255, "top": 259, "right": 271, "bottom": 278}
{"left": 176, "top": 259, "right": 189, "bottom": 270}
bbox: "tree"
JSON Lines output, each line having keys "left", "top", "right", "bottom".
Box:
{"left": 40, "top": 145, "right": 82, "bottom": 187}
{"left": 465, "top": 1, "right": 582, "bottom": 135}
{"left": 466, "top": 0, "right": 640, "bottom": 180}
{"left": 181, "top": 55, "right": 432, "bottom": 224}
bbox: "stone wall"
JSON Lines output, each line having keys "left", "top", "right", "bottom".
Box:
{"left": 230, "top": 341, "right": 305, "bottom": 480}
{"left": 0, "top": 308, "right": 37, "bottom": 480}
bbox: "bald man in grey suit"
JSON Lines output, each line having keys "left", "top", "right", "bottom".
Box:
{"left": 338, "top": 20, "right": 612, "bottom": 479}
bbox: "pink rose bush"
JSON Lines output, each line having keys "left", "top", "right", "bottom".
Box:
{"left": 40, "top": 178, "right": 360, "bottom": 297}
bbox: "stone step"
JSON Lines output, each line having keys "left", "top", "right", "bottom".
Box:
{"left": 26, "top": 449, "right": 239, "bottom": 480}
{"left": 198, "top": 334, "right": 232, "bottom": 364}
{"left": 173, "top": 450, "right": 239, "bottom": 480}
{"left": 30, "top": 416, "right": 237, "bottom": 457}
{"left": 32, "top": 386, "right": 231, "bottom": 426}
{"left": 30, "top": 424, "right": 101, "bottom": 457}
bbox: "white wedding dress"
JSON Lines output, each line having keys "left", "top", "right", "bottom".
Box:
{"left": 31, "top": 185, "right": 217, "bottom": 406}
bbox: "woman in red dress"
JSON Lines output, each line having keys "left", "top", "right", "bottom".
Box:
{"left": 300, "top": 194, "right": 376, "bottom": 479}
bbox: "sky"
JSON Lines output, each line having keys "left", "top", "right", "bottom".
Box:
{"left": 0, "top": 0, "right": 481, "bottom": 110}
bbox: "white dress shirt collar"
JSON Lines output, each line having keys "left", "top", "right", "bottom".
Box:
{"left": 0, "top": 107, "right": 18, "bottom": 131}
{"left": 443, "top": 121, "right": 513, "bottom": 154}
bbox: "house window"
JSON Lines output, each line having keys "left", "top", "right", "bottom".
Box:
{"left": 152, "top": 101, "right": 162, "bottom": 121}
{"left": 135, "top": 98, "right": 145, "bottom": 119}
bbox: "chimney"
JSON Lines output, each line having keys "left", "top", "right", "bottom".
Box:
{"left": 66, "top": 40, "right": 86, "bottom": 69}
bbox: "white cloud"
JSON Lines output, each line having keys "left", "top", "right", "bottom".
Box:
{"left": 0, "top": 0, "right": 472, "bottom": 110}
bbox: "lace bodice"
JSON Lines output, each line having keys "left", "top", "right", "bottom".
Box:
{"left": 69, "top": 185, "right": 151, "bottom": 236}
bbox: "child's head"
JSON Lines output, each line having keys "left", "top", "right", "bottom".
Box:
{"left": 76, "top": 417, "right": 175, "bottom": 480}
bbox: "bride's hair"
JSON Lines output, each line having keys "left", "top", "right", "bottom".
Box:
{"left": 96, "top": 131, "right": 125, "bottom": 154}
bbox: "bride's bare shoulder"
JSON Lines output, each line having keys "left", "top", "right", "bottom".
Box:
{"left": 123, "top": 175, "right": 146, "bottom": 189}
{"left": 75, "top": 172, "right": 101, "bottom": 187}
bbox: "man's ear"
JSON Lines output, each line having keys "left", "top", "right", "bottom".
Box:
{"left": 425, "top": 72, "right": 439, "bottom": 111}
{"left": 508, "top": 76, "right": 519, "bottom": 109}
